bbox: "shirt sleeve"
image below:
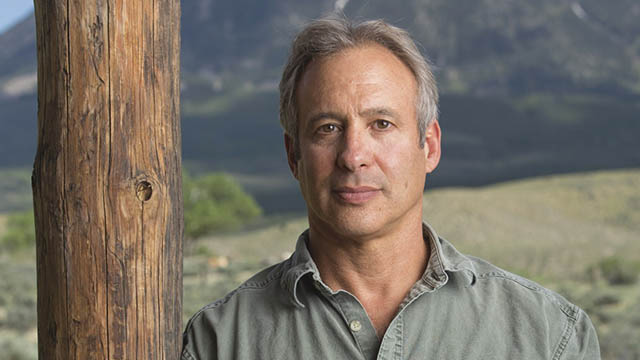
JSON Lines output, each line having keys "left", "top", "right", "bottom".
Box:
{"left": 560, "top": 309, "right": 601, "bottom": 360}
{"left": 181, "top": 313, "right": 219, "bottom": 360}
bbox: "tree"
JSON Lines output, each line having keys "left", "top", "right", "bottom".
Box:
{"left": 183, "top": 172, "right": 262, "bottom": 239}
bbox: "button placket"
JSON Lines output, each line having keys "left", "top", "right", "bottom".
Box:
{"left": 332, "top": 291, "right": 380, "bottom": 360}
{"left": 377, "top": 309, "right": 405, "bottom": 360}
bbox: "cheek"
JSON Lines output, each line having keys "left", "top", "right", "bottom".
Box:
{"left": 377, "top": 141, "right": 408, "bottom": 168}
{"left": 303, "top": 146, "right": 335, "bottom": 174}
{"left": 377, "top": 143, "right": 426, "bottom": 183}
{"left": 299, "top": 150, "right": 335, "bottom": 195}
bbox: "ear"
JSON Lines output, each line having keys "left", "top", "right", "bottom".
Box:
{"left": 423, "top": 119, "right": 441, "bottom": 174}
{"left": 284, "top": 133, "right": 299, "bottom": 179}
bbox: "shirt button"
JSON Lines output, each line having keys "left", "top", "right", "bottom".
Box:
{"left": 349, "top": 320, "right": 362, "bottom": 332}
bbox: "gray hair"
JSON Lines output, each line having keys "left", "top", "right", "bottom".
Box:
{"left": 279, "top": 16, "right": 439, "bottom": 157}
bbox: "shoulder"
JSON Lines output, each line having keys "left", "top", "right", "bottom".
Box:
{"left": 182, "top": 259, "right": 292, "bottom": 359}
{"left": 186, "top": 258, "right": 290, "bottom": 323}
{"left": 467, "top": 256, "right": 580, "bottom": 318}
{"left": 438, "top": 238, "right": 578, "bottom": 314}
{"left": 448, "top": 248, "right": 600, "bottom": 358}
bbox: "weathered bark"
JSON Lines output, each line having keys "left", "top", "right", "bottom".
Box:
{"left": 32, "top": 0, "right": 182, "bottom": 358}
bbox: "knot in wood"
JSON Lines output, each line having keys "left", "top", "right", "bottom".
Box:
{"left": 136, "top": 181, "right": 153, "bottom": 201}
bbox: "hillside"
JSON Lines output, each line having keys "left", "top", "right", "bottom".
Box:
{"left": 188, "top": 168, "right": 640, "bottom": 281}
{"left": 422, "top": 168, "right": 640, "bottom": 280}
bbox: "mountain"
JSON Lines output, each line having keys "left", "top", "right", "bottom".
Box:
{"left": 1, "top": 0, "right": 639, "bottom": 212}
{"left": 177, "top": 0, "right": 640, "bottom": 96}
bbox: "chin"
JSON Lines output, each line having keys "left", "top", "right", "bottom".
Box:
{"left": 315, "top": 208, "right": 388, "bottom": 239}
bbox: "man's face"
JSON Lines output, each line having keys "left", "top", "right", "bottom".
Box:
{"left": 287, "top": 44, "right": 441, "bottom": 240}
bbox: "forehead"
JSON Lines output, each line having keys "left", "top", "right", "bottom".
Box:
{"left": 296, "top": 44, "right": 417, "bottom": 115}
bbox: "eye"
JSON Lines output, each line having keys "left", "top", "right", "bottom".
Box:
{"left": 373, "top": 119, "right": 392, "bottom": 130}
{"left": 318, "top": 123, "right": 339, "bottom": 133}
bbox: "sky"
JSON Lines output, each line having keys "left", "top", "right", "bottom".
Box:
{"left": 0, "top": 0, "right": 34, "bottom": 34}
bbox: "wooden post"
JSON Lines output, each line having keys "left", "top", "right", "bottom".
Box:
{"left": 31, "top": 0, "right": 182, "bottom": 358}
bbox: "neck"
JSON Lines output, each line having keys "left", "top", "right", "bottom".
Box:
{"left": 307, "top": 217, "right": 429, "bottom": 337}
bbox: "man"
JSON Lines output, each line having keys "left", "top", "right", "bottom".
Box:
{"left": 182, "top": 17, "right": 600, "bottom": 359}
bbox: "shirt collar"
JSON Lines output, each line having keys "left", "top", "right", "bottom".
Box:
{"left": 279, "top": 230, "right": 317, "bottom": 307}
{"left": 280, "top": 223, "right": 478, "bottom": 308}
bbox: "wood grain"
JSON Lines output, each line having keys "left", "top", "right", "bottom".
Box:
{"left": 32, "top": 0, "right": 182, "bottom": 358}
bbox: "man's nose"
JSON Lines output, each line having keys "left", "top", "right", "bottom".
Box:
{"left": 336, "top": 126, "right": 373, "bottom": 172}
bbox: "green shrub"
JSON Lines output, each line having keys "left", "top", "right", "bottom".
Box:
{"left": 183, "top": 172, "right": 262, "bottom": 239}
{"left": 589, "top": 257, "right": 640, "bottom": 285}
{"left": 592, "top": 292, "right": 621, "bottom": 307}
{"left": 0, "top": 210, "right": 35, "bottom": 253}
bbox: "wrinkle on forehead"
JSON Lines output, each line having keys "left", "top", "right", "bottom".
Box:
{"left": 297, "top": 44, "right": 417, "bottom": 125}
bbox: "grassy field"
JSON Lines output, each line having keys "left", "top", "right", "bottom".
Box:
{"left": 1, "top": 169, "right": 639, "bottom": 359}
{"left": 422, "top": 168, "right": 640, "bottom": 282}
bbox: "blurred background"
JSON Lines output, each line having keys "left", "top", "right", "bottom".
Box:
{"left": 0, "top": 0, "right": 639, "bottom": 358}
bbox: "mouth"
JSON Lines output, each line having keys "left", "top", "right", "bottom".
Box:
{"left": 332, "top": 186, "right": 381, "bottom": 204}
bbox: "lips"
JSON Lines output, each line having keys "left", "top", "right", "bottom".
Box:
{"left": 333, "top": 186, "right": 381, "bottom": 204}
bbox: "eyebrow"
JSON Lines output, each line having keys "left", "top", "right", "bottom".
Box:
{"left": 359, "top": 107, "right": 398, "bottom": 118}
{"left": 307, "top": 107, "right": 398, "bottom": 125}
{"left": 308, "top": 112, "right": 347, "bottom": 125}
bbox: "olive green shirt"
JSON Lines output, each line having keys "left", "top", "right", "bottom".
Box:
{"left": 182, "top": 224, "right": 600, "bottom": 359}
